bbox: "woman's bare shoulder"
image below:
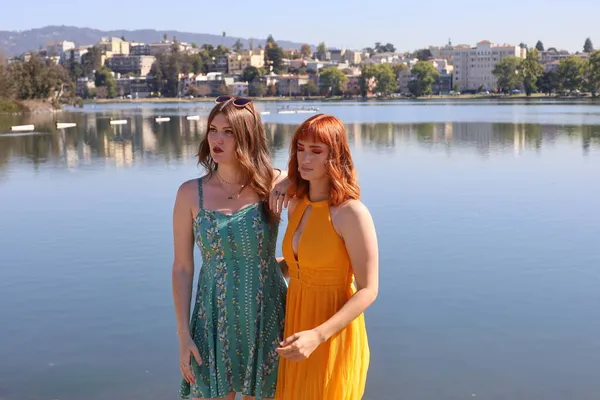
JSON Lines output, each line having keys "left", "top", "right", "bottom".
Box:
{"left": 331, "top": 199, "right": 374, "bottom": 234}
{"left": 176, "top": 178, "right": 202, "bottom": 205}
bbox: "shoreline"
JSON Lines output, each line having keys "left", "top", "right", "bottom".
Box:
{"left": 85, "top": 93, "right": 597, "bottom": 105}
{"left": 2, "top": 93, "right": 598, "bottom": 115}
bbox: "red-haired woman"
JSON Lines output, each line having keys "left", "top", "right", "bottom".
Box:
{"left": 273, "top": 114, "right": 380, "bottom": 400}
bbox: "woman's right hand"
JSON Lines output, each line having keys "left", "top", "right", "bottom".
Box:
{"left": 179, "top": 332, "right": 202, "bottom": 384}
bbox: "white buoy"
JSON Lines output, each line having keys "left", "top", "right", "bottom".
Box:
{"left": 186, "top": 115, "right": 200, "bottom": 121}
{"left": 56, "top": 122, "right": 77, "bottom": 129}
{"left": 260, "top": 111, "right": 271, "bottom": 115}
{"left": 155, "top": 117, "right": 170, "bottom": 122}
{"left": 110, "top": 119, "right": 127, "bottom": 125}
{"left": 11, "top": 124, "right": 34, "bottom": 132}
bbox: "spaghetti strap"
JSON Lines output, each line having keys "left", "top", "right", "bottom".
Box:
{"left": 197, "top": 177, "right": 203, "bottom": 209}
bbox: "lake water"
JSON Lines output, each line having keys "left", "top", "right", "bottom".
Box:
{"left": 1, "top": 100, "right": 600, "bottom": 400}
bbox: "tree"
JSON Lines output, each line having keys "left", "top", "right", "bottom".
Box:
{"left": 81, "top": 46, "right": 102, "bottom": 76}
{"left": 318, "top": 67, "right": 348, "bottom": 96}
{"left": 252, "top": 82, "right": 267, "bottom": 97}
{"left": 9, "top": 55, "right": 72, "bottom": 101}
{"left": 586, "top": 50, "right": 600, "bottom": 97}
{"left": 64, "top": 51, "right": 85, "bottom": 80}
{"left": 301, "top": 81, "right": 319, "bottom": 96}
{"left": 316, "top": 42, "right": 327, "bottom": 60}
{"left": 557, "top": 55, "right": 586, "bottom": 93}
{"left": 538, "top": 70, "right": 560, "bottom": 95}
{"left": 242, "top": 66, "right": 260, "bottom": 83}
{"left": 359, "top": 64, "right": 376, "bottom": 97}
{"left": 165, "top": 49, "right": 181, "bottom": 97}
{"left": 94, "top": 66, "right": 117, "bottom": 98}
{"left": 0, "top": 51, "right": 14, "bottom": 99}
{"left": 392, "top": 63, "right": 408, "bottom": 79}
{"left": 264, "top": 35, "right": 284, "bottom": 73}
{"left": 360, "top": 64, "right": 398, "bottom": 97}
{"left": 149, "top": 53, "right": 166, "bottom": 93}
{"left": 584, "top": 37, "right": 594, "bottom": 53}
{"left": 373, "top": 64, "right": 398, "bottom": 96}
{"left": 521, "top": 48, "right": 544, "bottom": 96}
{"left": 233, "top": 39, "right": 243, "bottom": 52}
{"left": 408, "top": 61, "right": 439, "bottom": 96}
{"left": 300, "top": 44, "right": 312, "bottom": 58}
{"left": 415, "top": 49, "right": 433, "bottom": 61}
{"left": 535, "top": 41, "right": 545, "bottom": 52}
{"left": 492, "top": 56, "right": 522, "bottom": 92}
{"left": 189, "top": 54, "right": 203, "bottom": 74}
{"left": 212, "top": 45, "right": 230, "bottom": 58}
{"left": 374, "top": 43, "right": 395, "bottom": 53}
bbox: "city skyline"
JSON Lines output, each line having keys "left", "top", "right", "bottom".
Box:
{"left": 0, "top": 0, "right": 597, "bottom": 53}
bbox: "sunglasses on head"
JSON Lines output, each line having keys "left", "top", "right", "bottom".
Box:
{"left": 215, "top": 95, "right": 253, "bottom": 107}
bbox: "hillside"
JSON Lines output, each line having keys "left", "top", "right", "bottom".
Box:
{"left": 0, "top": 25, "right": 310, "bottom": 56}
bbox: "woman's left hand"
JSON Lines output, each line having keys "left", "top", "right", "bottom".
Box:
{"left": 275, "top": 329, "right": 324, "bottom": 362}
{"left": 269, "top": 179, "right": 291, "bottom": 214}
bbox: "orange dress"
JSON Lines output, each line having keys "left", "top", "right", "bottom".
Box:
{"left": 275, "top": 197, "right": 370, "bottom": 400}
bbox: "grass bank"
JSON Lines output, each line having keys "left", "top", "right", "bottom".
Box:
{"left": 0, "top": 99, "right": 27, "bottom": 114}
{"left": 0, "top": 99, "right": 61, "bottom": 114}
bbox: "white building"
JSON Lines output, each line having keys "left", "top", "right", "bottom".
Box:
{"left": 65, "top": 46, "right": 92, "bottom": 64}
{"left": 362, "top": 52, "right": 404, "bottom": 65}
{"left": 453, "top": 40, "right": 527, "bottom": 92}
{"left": 45, "top": 40, "right": 75, "bottom": 63}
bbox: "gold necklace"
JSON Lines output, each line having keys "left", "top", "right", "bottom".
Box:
{"left": 216, "top": 170, "right": 244, "bottom": 185}
{"left": 215, "top": 173, "right": 248, "bottom": 200}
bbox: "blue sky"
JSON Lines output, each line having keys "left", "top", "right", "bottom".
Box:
{"left": 2, "top": 0, "right": 598, "bottom": 53}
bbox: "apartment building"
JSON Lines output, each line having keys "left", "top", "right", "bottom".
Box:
{"left": 64, "top": 46, "right": 92, "bottom": 64}
{"left": 429, "top": 42, "right": 455, "bottom": 61}
{"left": 227, "top": 50, "right": 265, "bottom": 74}
{"left": 45, "top": 40, "right": 75, "bottom": 62}
{"left": 453, "top": 41, "right": 527, "bottom": 92}
{"left": 115, "top": 77, "right": 153, "bottom": 97}
{"left": 131, "top": 43, "right": 151, "bottom": 56}
{"left": 277, "top": 75, "right": 310, "bottom": 96}
{"left": 98, "top": 37, "right": 130, "bottom": 56}
{"left": 343, "top": 50, "right": 364, "bottom": 65}
{"left": 329, "top": 49, "right": 345, "bottom": 63}
{"left": 540, "top": 48, "right": 571, "bottom": 64}
{"left": 105, "top": 55, "right": 156, "bottom": 76}
{"left": 207, "top": 56, "right": 229, "bottom": 74}
{"left": 148, "top": 40, "right": 191, "bottom": 55}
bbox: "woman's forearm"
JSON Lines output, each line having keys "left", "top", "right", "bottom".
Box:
{"left": 172, "top": 266, "right": 194, "bottom": 333}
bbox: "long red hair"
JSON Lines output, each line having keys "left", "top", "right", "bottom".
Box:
{"left": 287, "top": 114, "right": 360, "bottom": 206}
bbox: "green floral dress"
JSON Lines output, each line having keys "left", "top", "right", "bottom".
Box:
{"left": 179, "top": 178, "right": 287, "bottom": 400}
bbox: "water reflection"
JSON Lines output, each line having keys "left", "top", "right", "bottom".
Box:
{"left": 1, "top": 113, "right": 599, "bottom": 175}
